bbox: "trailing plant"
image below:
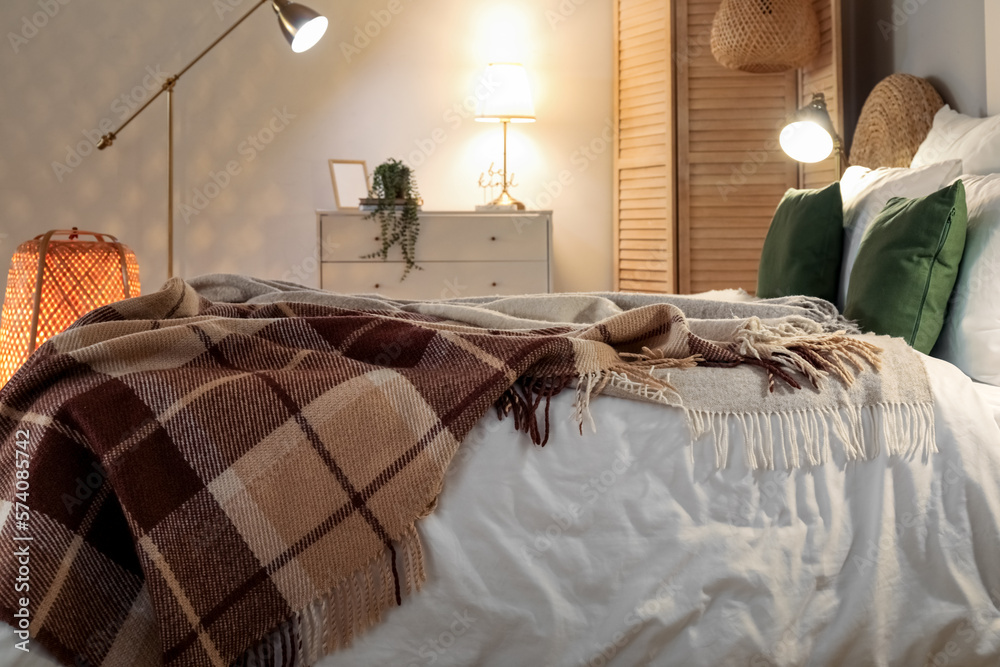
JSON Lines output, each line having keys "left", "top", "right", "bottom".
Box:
{"left": 362, "top": 158, "right": 421, "bottom": 280}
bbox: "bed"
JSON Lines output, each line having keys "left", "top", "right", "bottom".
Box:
{"left": 2, "top": 77, "right": 1000, "bottom": 667}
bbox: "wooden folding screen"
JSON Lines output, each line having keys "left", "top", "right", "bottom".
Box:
{"left": 612, "top": 0, "right": 677, "bottom": 293}
{"left": 613, "top": 0, "right": 842, "bottom": 294}
{"left": 799, "top": 0, "right": 844, "bottom": 189}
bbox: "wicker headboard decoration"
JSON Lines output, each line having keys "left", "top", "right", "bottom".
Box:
{"left": 849, "top": 73, "right": 945, "bottom": 169}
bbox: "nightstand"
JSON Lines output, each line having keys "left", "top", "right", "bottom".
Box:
{"left": 317, "top": 210, "right": 552, "bottom": 299}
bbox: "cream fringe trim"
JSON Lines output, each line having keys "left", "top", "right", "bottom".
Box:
{"left": 685, "top": 402, "right": 937, "bottom": 470}
{"left": 573, "top": 364, "right": 689, "bottom": 434}
{"left": 235, "top": 525, "right": 425, "bottom": 667}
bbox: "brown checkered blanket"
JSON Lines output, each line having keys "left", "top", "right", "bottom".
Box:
{"left": 0, "top": 278, "right": 911, "bottom": 666}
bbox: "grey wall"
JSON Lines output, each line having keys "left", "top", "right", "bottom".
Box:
{"left": 843, "top": 0, "right": 987, "bottom": 152}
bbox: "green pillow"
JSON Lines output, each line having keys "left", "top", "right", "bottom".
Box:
{"left": 757, "top": 182, "right": 843, "bottom": 302}
{"left": 844, "top": 180, "right": 968, "bottom": 354}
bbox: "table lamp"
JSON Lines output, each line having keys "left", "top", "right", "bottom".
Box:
{"left": 475, "top": 63, "right": 536, "bottom": 210}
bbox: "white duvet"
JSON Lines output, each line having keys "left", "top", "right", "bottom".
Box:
{"left": 3, "top": 356, "right": 1000, "bottom": 667}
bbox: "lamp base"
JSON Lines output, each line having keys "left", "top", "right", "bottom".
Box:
{"left": 476, "top": 203, "right": 523, "bottom": 212}
{"left": 485, "top": 188, "right": 526, "bottom": 211}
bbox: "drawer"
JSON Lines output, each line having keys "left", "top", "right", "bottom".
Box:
{"left": 320, "top": 213, "right": 549, "bottom": 263}
{"left": 321, "top": 261, "right": 549, "bottom": 300}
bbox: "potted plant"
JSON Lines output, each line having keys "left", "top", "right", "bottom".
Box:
{"left": 361, "top": 158, "right": 422, "bottom": 280}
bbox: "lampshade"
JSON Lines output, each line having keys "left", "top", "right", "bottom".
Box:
{"left": 780, "top": 92, "right": 840, "bottom": 164}
{"left": 0, "top": 229, "right": 140, "bottom": 386}
{"left": 475, "top": 63, "right": 536, "bottom": 123}
{"left": 273, "top": 0, "right": 329, "bottom": 53}
{"left": 780, "top": 121, "right": 834, "bottom": 163}
{"left": 710, "top": 0, "right": 820, "bottom": 73}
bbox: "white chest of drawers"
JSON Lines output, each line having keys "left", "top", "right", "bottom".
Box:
{"left": 317, "top": 210, "right": 552, "bottom": 299}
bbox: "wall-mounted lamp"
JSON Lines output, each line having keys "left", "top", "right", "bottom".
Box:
{"left": 475, "top": 63, "right": 536, "bottom": 210}
{"left": 779, "top": 92, "right": 844, "bottom": 176}
{"left": 96, "top": 0, "right": 329, "bottom": 279}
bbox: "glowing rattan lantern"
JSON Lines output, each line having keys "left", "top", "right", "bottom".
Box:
{"left": 0, "top": 229, "right": 140, "bottom": 386}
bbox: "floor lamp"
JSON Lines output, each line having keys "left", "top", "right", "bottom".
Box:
{"left": 96, "top": 0, "right": 329, "bottom": 279}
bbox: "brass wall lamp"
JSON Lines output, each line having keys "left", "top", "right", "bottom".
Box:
{"left": 96, "top": 0, "right": 329, "bottom": 278}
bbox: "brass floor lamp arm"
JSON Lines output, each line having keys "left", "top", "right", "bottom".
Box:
{"left": 174, "top": 0, "right": 271, "bottom": 82}
{"left": 93, "top": 0, "right": 273, "bottom": 280}
{"left": 97, "top": 0, "right": 270, "bottom": 149}
{"left": 96, "top": 76, "right": 177, "bottom": 150}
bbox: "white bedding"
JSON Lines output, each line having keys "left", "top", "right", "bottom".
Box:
{"left": 3, "top": 356, "right": 1000, "bottom": 666}
{"left": 974, "top": 381, "right": 1000, "bottom": 429}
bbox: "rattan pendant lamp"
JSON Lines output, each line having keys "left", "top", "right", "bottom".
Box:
{"left": 711, "top": 0, "right": 821, "bottom": 73}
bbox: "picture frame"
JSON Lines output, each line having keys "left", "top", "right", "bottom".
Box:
{"left": 329, "top": 160, "right": 369, "bottom": 210}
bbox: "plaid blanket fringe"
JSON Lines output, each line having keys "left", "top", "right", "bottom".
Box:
{"left": 232, "top": 525, "right": 424, "bottom": 667}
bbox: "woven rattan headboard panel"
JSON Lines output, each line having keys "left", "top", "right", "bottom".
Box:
{"left": 849, "top": 73, "right": 945, "bottom": 169}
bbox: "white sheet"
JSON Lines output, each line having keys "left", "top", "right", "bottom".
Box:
{"left": 974, "top": 381, "right": 1000, "bottom": 429}
{"left": 3, "top": 357, "right": 1000, "bottom": 666}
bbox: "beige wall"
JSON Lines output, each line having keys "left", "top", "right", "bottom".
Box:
{"left": 0, "top": 0, "right": 614, "bottom": 300}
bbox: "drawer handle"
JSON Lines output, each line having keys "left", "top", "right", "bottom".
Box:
{"left": 490, "top": 236, "right": 497, "bottom": 241}
{"left": 491, "top": 282, "right": 498, "bottom": 287}
{"left": 374, "top": 237, "right": 380, "bottom": 242}
{"left": 374, "top": 283, "right": 381, "bottom": 289}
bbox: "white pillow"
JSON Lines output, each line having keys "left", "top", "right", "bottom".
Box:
{"left": 837, "top": 159, "right": 964, "bottom": 309}
{"left": 911, "top": 105, "right": 1000, "bottom": 174}
{"left": 932, "top": 173, "right": 1000, "bottom": 385}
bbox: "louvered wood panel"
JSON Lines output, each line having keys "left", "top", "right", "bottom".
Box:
{"left": 676, "top": 0, "right": 799, "bottom": 294}
{"left": 613, "top": 0, "right": 842, "bottom": 295}
{"left": 800, "top": 0, "right": 844, "bottom": 189}
{"left": 613, "top": 0, "right": 675, "bottom": 293}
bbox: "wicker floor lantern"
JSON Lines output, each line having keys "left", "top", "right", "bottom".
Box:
{"left": 711, "top": 0, "right": 821, "bottom": 73}
{"left": 0, "top": 229, "right": 140, "bottom": 386}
